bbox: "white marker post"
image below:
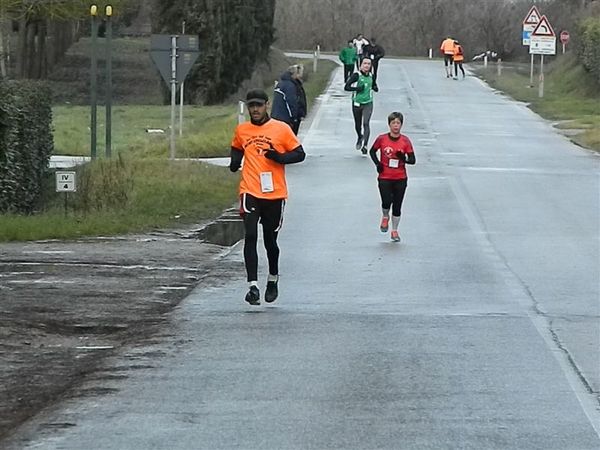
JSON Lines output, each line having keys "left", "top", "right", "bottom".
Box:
{"left": 238, "top": 101, "right": 245, "bottom": 124}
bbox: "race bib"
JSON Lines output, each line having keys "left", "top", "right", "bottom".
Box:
{"left": 353, "top": 102, "right": 360, "bottom": 107}
{"left": 260, "top": 172, "right": 274, "bottom": 193}
{"left": 388, "top": 158, "right": 399, "bottom": 168}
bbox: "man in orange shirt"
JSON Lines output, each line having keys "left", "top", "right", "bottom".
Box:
{"left": 230, "top": 89, "right": 306, "bottom": 305}
{"left": 440, "top": 36, "right": 455, "bottom": 78}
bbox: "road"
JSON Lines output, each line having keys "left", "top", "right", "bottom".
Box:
{"left": 6, "top": 58, "right": 599, "bottom": 449}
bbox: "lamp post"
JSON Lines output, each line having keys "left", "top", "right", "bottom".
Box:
{"left": 105, "top": 4, "right": 113, "bottom": 158}
{"left": 90, "top": 4, "right": 98, "bottom": 159}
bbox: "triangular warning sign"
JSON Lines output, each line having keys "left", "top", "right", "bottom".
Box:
{"left": 531, "top": 16, "right": 555, "bottom": 37}
{"left": 523, "top": 6, "right": 541, "bottom": 25}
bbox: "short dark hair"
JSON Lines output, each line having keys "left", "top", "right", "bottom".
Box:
{"left": 388, "top": 112, "right": 404, "bottom": 124}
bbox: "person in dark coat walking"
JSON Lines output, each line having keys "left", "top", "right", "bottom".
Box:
{"left": 363, "top": 38, "right": 385, "bottom": 85}
{"left": 272, "top": 64, "right": 306, "bottom": 135}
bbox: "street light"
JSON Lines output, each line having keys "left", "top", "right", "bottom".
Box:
{"left": 90, "top": 4, "right": 98, "bottom": 159}
{"left": 105, "top": 4, "right": 113, "bottom": 158}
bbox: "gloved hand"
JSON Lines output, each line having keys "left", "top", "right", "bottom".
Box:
{"left": 395, "top": 150, "right": 405, "bottom": 160}
{"left": 264, "top": 149, "right": 283, "bottom": 163}
{"left": 372, "top": 83, "right": 379, "bottom": 92}
{"left": 356, "top": 84, "right": 365, "bottom": 93}
{"left": 376, "top": 162, "right": 384, "bottom": 173}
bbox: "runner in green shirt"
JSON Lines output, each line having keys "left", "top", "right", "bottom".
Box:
{"left": 344, "top": 57, "right": 379, "bottom": 154}
{"left": 339, "top": 40, "right": 357, "bottom": 82}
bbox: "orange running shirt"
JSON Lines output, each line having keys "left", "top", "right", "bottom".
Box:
{"left": 231, "top": 119, "right": 301, "bottom": 199}
{"left": 440, "top": 38, "right": 455, "bottom": 55}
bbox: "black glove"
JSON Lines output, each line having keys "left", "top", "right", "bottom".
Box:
{"left": 356, "top": 84, "right": 365, "bottom": 93}
{"left": 372, "top": 83, "right": 379, "bottom": 92}
{"left": 395, "top": 151, "right": 405, "bottom": 160}
{"left": 376, "top": 163, "right": 384, "bottom": 173}
{"left": 264, "top": 149, "right": 283, "bottom": 163}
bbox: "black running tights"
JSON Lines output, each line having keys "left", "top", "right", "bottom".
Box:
{"left": 378, "top": 178, "right": 407, "bottom": 217}
{"left": 243, "top": 214, "right": 279, "bottom": 282}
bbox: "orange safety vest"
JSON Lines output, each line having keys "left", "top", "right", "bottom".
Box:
{"left": 453, "top": 45, "right": 464, "bottom": 62}
{"left": 440, "top": 38, "right": 455, "bottom": 55}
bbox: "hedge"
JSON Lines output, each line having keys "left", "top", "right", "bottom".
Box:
{"left": 577, "top": 17, "right": 600, "bottom": 85}
{"left": 0, "top": 81, "right": 54, "bottom": 214}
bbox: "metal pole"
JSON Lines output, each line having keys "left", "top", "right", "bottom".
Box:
{"left": 179, "top": 21, "right": 185, "bottom": 137}
{"left": 170, "top": 35, "right": 177, "bottom": 160}
{"left": 529, "top": 53, "right": 535, "bottom": 87}
{"left": 538, "top": 54, "right": 544, "bottom": 98}
{"left": 105, "top": 5, "right": 113, "bottom": 158}
{"left": 90, "top": 5, "right": 98, "bottom": 159}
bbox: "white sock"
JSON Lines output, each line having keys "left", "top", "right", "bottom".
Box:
{"left": 267, "top": 274, "right": 279, "bottom": 282}
{"left": 392, "top": 215, "right": 400, "bottom": 230}
{"left": 249, "top": 281, "right": 258, "bottom": 288}
{"left": 382, "top": 209, "right": 390, "bottom": 219}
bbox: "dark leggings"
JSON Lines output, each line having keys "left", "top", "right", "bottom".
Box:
{"left": 352, "top": 102, "right": 373, "bottom": 145}
{"left": 455, "top": 61, "right": 465, "bottom": 77}
{"left": 241, "top": 195, "right": 283, "bottom": 281}
{"left": 378, "top": 178, "right": 407, "bottom": 217}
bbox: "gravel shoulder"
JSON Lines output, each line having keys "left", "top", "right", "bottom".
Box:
{"left": 0, "top": 210, "right": 243, "bottom": 442}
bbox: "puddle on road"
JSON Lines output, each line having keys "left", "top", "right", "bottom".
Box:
{"left": 197, "top": 210, "right": 244, "bottom": 246}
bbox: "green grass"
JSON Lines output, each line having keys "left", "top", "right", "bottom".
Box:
{"left": 472, "top": 53, "right": 600, "bottom": 151}
{"left": 0, "top": 158, "right": 239, "bottom": 241}
{"left": 53, "top": 104, "right": 237, "bottom": 158}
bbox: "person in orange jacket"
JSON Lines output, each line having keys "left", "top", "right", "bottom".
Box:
{"left": 453, "top": 40, "right": 465, "bottom": 80}
{"left": 440, "top": 36, "right": 455, "bottom": 78}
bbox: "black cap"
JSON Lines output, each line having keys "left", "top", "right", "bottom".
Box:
{"left": 245, "top": 89, "right": 269, "bottom": 104}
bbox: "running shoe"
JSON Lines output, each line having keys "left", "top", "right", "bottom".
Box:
{"left": 361, "top": 146, "right": 368, "bottom": 155}
{"left": 245, "top": 286, "right": 260, "bottom": 305}
{"left": 265, "top": 279, "right": 279, "bottom": 303}
{"left": 380, "top": 216, "right": 389, "bottom": 232}
{"left": 391, "top": 230, "right": 401, "bottom": 242}
{"left": 355, "top": 136, "right": 363, "bottom": 151}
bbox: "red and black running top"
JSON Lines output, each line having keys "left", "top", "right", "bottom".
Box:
{"left": 370, "top": 133, "right": 415, "bottom": 180}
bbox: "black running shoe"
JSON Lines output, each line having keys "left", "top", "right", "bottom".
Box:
{"left": 355, "top": 136, "right": 363, "bottom": 151}
{"left": 361, "top": 146, "right": 368, "bottom": 155}
{"left": 265, "top": 280, "right": 278, "bottom": 303}
{"left": 245, "top": 286, "right": 260, "bottom": 305}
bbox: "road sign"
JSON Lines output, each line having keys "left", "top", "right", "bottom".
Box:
{"left": 56, "top": 171, "right": 76, "bottom": 192}
{"left": 522, "top": 5, "right": 541, "bottom": 46}
{"left": 530, "top": 15, "right": 556, "bottom": 55}
{"left": 150, "top": 35, "right": 201, "bottom": 85}
{"left": 560, "top": 30, "right": 570, "bottom": 45}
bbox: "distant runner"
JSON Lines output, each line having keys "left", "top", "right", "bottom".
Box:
{"left": 440, "top": 36, "right": 455, "bottom": 78}
{"left": 369, "top": 111, "right": 416, "bottom": 242}
{"left": 453, "top": 40, "right": 465, "bottom": 80}
{"left": 229, "top": 89, "right": 306, "bottom": 305}
{"left": 344, "top": 58, "right": 378, "bottom": 155}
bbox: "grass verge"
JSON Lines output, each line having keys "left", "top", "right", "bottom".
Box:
{"left": 471, "top": 53, "right": 600, "bottom": 151}
{"left": 0, "top": 158, "right": 238, "bottom": 242}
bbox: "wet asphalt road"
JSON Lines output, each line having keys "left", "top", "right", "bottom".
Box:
{"left": 6, "top": 59, "right": 600, "bottom": 449}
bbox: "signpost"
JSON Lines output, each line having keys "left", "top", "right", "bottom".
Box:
{"left": 150, "top": 35, "right": 201, "bottom": 160}
{"left": 560, "top": 30, "right": 570, "bottom": 54}
{"left": 529, "top": 15, "right": 556, "bottom": 98}
{"left": 522, "top": 5, "right": 541, "bottom": 87}
{"left": 56, "top": 171, "right": 77, "bottom": 216}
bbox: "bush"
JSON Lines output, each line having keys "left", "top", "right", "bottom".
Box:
{"left": 577, "top": 17, "right": 600, "bottom": 85}
{"left": 0, "top": 81, "right": 54, "bottom": 214}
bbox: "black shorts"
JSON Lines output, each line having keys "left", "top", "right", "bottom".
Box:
{"left": 444, "top": 54, "right": 454, "bottom": 66}
{"left": 240, "top": 193, "right": 285, "bottom": 232}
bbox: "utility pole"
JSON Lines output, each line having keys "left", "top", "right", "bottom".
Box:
{"left": 105, "top": 4, "right": 113, "bottom": 158}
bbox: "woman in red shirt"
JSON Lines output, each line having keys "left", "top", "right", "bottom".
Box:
{"left": 368, "top": 112, "right": 416, "bottom": 242}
